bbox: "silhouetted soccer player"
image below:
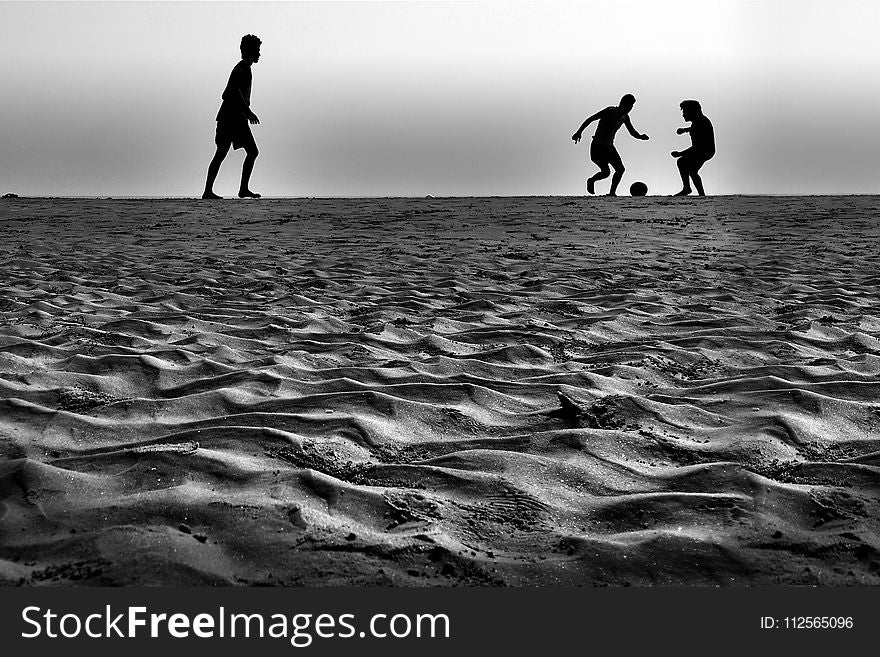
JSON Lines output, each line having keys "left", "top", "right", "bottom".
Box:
{"left": 203, "top": 34, "right": 262, "bottom": 199}
{"left": 672, "top": 100, "right": 715, "bottom": 196}
{"left": 571, "top": 94, "right": 649, "bottom": 196}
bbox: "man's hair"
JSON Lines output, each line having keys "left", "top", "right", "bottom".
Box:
{"left": 620, "top": 94, "right": 636, "bottom": 106}
{"left": 240, "top": 34, "right": 262, "bottom": 54}
{"left": 680, "top": 100, "right": 702, "bottom": 113}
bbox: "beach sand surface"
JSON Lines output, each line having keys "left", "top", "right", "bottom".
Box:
{"left": 1, "top": 196, "right": 879, "bottom": 585}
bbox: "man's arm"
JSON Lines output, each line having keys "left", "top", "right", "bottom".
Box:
{"left": 572, "top": 110, "right": 604, "bottom": 143}
{"left": 237, "top": 89, "right": 259, "bottom": 124}
{"left": 624, "top": 116, "right": 649, "bottom": 140}
{"left": 672, "top": 121, "right": 693, "bottom": 156}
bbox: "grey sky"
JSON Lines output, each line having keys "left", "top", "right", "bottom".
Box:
{"left": 2, "top": 1, "right": 879, "bottom": 196}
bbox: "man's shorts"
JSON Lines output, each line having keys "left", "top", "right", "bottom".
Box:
{"left": 215, "top": 118, "right": 256, "bottom": 151}
{"left": 590, "top": 140, "right": 622, "bottom": 169}
{"left": 678, "top": 151, "right": 713, "bottom": 170}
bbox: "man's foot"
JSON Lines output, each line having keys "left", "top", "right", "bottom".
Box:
{"left": 202, "top": 191, "right": 222, "bottom": 199}
{"left": 674, "top": 188, "right": 692, "bottom": 196}
{"left": 586, "top": 178, "right": 595, "bottom": 195}
{"left": 606, "top": 192, "right": 617, "bottom": 197}
{"left": 238, "top": 190, "right": 261, "bottom": 199}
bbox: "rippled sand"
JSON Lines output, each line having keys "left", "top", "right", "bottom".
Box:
{"left": 1, "top": 196, "right": 879, "bottom": 585}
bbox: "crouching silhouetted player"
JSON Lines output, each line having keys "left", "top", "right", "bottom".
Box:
{"left": 203, "top": 34, "right": 262, "bottom": 199}
{"left": 572, "top": 94, "right": 649, "bottom": 196}
{"left": 672, "top": 100, "right": 715, "bottom": 196}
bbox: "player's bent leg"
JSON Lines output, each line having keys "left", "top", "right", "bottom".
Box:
{"left": 674, "top": 157, "right": 692, "bottom": 196}
{"left": 238, "top": 138, "right": 260, "bottom": 198}
{"left": 608, "top": 164, "right": 625, "bottom": 196}
{"left": 203, "top": 140, "right": 232, "bottom": 199}
{"left": 587, "top": 164, "right": 610, "bottom": 195}
{"left": 609, "top": 169, "right": 624, "bottom": 196}
{"left": 239, "top": 142, "right": 261, "bottom": 198}
{"left": 588, "top": 141, "right": 616, "bottom": 195}
{"left": 607, "top": 148, "right": 625, "bottom": 196}
{"left": 690, "top": 157, "right": 707, "bottom": 196}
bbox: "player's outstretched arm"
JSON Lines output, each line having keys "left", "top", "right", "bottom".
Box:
{"left": 676, "top": 127, "right": 691, "bottom": 135}
{"left": 624, "top": 116, "right": 649, "bottom": 140}
{"left": 572, "top": 111, "right": 603, "bottom": 143}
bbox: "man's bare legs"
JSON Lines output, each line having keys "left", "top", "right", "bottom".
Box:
{"left": 675, "top": 157, "right": 692, "bottom": 195}
{"left": 587, "top": 165, "right": 625, "bottom": 196}
{"left": 675, "top": 155, "right": 707, "bottom": 196}
{"left": 609, "top": 164, "right": 625, "bottom": 196}
{"left": 203, "top": 140, "right": 260, "bottom": 199}
{"left": 587, "top": 166, "right": 610, "bottom": 195}
{"left": 588, "top": 147, "right": 625, "bottom": 196}
{"left": 607, "top": 149, "right": 625, "bottom": 196}
{"left": 203, "top": 141, "right": 231, "bottom": 199}
{"left": 238, "top": 143, "right": 260, "bottom": 198}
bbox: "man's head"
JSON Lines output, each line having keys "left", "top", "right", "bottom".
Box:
{"left": 619, "top": 94, "right": 636, "bottom": 112}
{"left": 241, "top": 34, "right": 262, "bottom": 63}
{"left": 680, "top": 100, "right": 702, "bottom": 121}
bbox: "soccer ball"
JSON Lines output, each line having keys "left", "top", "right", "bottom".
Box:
{"left": 630, "top": 181, "right": 648, "bottom": 196}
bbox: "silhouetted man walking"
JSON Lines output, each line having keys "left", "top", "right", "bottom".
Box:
{"left": 572, "top": 94, "right": 649, "bottom": 196}
{"left": 203, "top": 34, "right": 262, "bottom": 199}
{"left": 672, "top": 100, "right": 715, "bottom": 196}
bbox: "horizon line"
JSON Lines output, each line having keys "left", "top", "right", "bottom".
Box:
{"left": 4, "top": 193, "right": 880, "bottom": 201}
